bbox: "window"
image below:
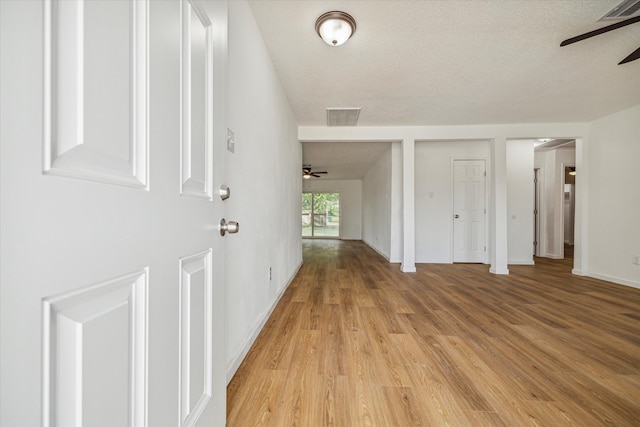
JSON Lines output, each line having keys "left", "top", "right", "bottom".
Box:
{"left": 302, "top": 192, "right": 340, "bottom": 238}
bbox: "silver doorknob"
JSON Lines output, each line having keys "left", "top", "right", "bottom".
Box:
{"left": 454, "top": 214, "right": 459, "bottom": 219}
{"left": 219, "top": 218, "right": 239, "bottom": 236}
{"left": 218, "top": 185, "right": 230, "bottom": 201}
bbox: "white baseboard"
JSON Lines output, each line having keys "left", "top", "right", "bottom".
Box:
{"left": 587, "top": 272, "right": 640, "bottom": 290}
{"left": 401, "top": 264, "right": 417, "bottom": 273}
{"left": 226, "top": 261, "right": 302, "bottom": 384}
{"left": 508, "top": 259, "right": 535, "bottom": 265}
{"left": 362, "top": 240, "right": 390, "bottom": 261}
{"left": 414, "top": 258, "right": 452, "bottom": 264}
{"left": 490, "top": 267, "right": 510, "bottom": 275}
{"left": 544, "top": 253, "right": 564, "bottom": 259}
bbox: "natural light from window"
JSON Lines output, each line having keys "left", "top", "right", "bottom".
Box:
{"left": 302, "top": 192, "right": 340, "bottom": 238}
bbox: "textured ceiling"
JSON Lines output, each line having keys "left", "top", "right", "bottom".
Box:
{"left": 302, "top": 141, "right": 391, "bottom": 180}
{"left": 248, "top": 0, "right": 640, "bottom": 178}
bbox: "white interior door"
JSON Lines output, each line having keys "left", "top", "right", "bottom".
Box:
{"left": 453, "top": 160, "right": 486, "bottom": 263}
{"left": 0, "top": 1, "right": 228, "bottom": 426}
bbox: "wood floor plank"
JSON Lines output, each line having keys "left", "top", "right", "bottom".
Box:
{"left": 357, "top": 307, "right": 413, "bottom": 387}
{"left": 381, "top": 386, "right": 431, "bottom": 426}
{"left": 343, "top": 330, "right": 377, "bottom": 426}
{"left": 227, "top": 240, "right": 640, "bottom": 426}
{"left": 318, "top": 303, "right": 346, "bottom": 376}
{"left": 271, "top": 329, "right": 321, "bottom": 426}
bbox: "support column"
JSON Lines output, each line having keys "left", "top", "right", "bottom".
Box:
{"left": 401, "top": 137, "right": 416, "bottom": 273}
{"left": 572, "top": 137, "right": 587, "bottom": 276}
{"left": 490, "top": 137, "right": 509, "bottom": 274}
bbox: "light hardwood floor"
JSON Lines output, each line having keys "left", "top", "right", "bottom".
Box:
{"left": 227, "top": 240, "right": 640, "bottom": 426}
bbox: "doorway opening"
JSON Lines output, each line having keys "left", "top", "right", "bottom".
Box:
{"left": 563, "top": 165, "right": 576, "bottom": 260}
{"left": 302, "top": 192, "right": 340, "bottom": 238}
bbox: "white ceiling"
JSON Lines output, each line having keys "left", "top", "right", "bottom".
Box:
{"left": 303, "top": 141, "right": 391, "bottom": 180}
{"left": 248, "top": 0, "right": 640, "bottom": 178}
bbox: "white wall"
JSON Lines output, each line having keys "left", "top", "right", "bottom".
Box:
{"left": 415, "top": 140, "right": 491, "bottom": 263}
{"left": 586, "top": 103, "right": 640, "bottom": 288}
{"left": 303, "top": 179, "right": 363, "bottom": 240}
{"left": 506, "top": 140, "right": 535, "bottom": 264}
{"left": 362, "top": 147, "right": 392, "bottom": 259}
{"left": 226, "top": 1, "right": 302, "bottom": 380}
{"left": 534, "top": 147, "right": 575, "bottom": 258}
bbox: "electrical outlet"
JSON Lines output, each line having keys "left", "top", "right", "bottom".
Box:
{"left": 633, "top": 255, "right": 640, "bottom": 266}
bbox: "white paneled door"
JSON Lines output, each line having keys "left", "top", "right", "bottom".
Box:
{"left": 453, "top": 160, "right": 487, "bottom": 263}
{"left": 0, "top": 1, "right": 228, "bottom": 426}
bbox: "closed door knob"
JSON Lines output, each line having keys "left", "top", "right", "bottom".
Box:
{"left": 219, "top": 218, "right": 239, "bottom": 236}
{"left": 454, "top": 214, "right": 460, "bottom": 219}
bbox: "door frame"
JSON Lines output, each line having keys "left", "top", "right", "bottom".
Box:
{"left": 533, "top": 167, "right": 545, "bottom": 257}
{"left": 560, "top": 162, "right": 576, "bottom": 259}
{"left": 450, "top": 158, "right": 488, "bottom": 264}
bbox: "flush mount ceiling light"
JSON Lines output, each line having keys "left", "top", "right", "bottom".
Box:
{"left": 315, "top": 11, "right": 356, "bottom": 46}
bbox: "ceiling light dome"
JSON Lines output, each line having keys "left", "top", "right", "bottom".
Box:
{"left": 315, "top": 11, "right": 356, "bottom": 46}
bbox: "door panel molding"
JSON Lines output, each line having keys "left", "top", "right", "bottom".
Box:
{"left": 180, "top": 0, "right": 214, "bottom": 200}
{"left": 42, "top": 269, "right": 149, "bottom": 427}
{"left": 43, "top": 0, "right": 149, "bottom": 189}
{"left": 179, "top": 249, "right": 213, "bottom": 427}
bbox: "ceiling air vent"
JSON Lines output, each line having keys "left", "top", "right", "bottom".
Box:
{"left": 326, "top": 108, "right": 360, "bottom": 126}
{"left": 600, "top": 0, "right": 640, "bottom": 21}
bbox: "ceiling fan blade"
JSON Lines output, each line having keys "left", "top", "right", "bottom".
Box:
{"left": 311, "top": 173, "right": 321, "bottom": 177}
{"left": 560, "top": 16, "right": 640, "bottom": 47}
{"left": 314, "top": 172, "right": 328, "bottom": 174}
{"left": 619, "top": 45, "right": 640, "bottom": 64}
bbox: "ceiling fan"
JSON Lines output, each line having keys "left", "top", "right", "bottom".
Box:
{"left": 560, "top": 15, "right": 640, "bottom": 65}
{"left": 302, "top": 165, "right": 327, "bottom": 179}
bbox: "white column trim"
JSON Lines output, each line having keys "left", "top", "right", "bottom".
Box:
{"left": 490, "top": 137, "right": 509, "bottom": 274}
{"left": 572, "top": 137, "right": 588, "bottom": 276}
{"left": 401, "top": 137, "right": 416, "bottom": 273}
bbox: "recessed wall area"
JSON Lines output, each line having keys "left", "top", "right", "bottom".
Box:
{"left": 362, "top": 144, "right": 396, "bottom": 261}
{"left": 506, "top": 139, "right": 535, "bottom": 265}
{"left": 414, "top": 140, "right": 491, "bottom": 263}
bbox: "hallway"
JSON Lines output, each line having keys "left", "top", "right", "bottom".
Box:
{"left": 227, "top": 240, "right": 640, "bottom": 426}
